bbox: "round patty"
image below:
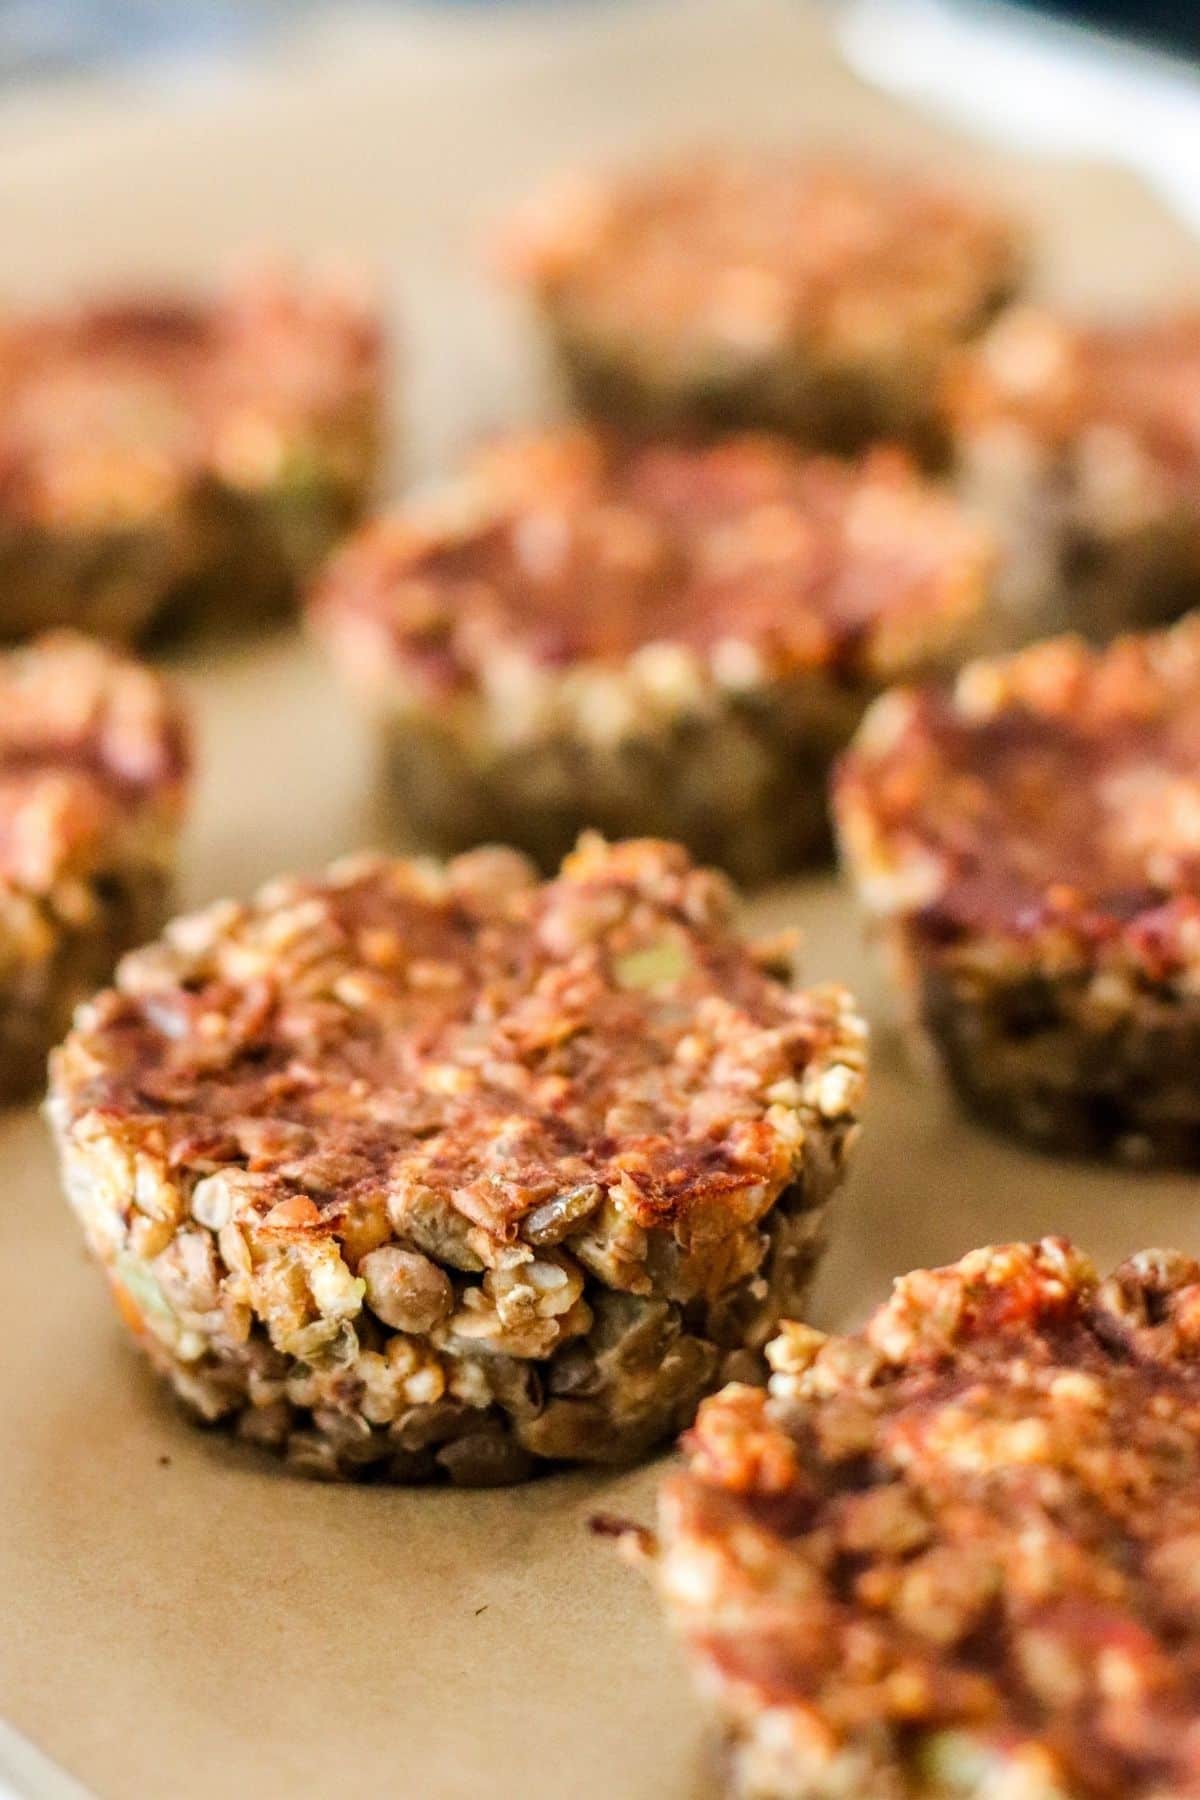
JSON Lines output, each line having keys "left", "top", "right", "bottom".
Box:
{"left": 944, "top": 306, "right": 1200, "bottom": 644}
{"left": 48, "top": 836, "right": 866, "bottom": 1483}
{"left": 0, "top": 267, "right": 382, "bottom": 639}
{"left": 0, "top": 629, "right": 188, "bottom": 1100}
{"left": 654, "top": 1237, "right": 1200, "bottom": 1799}
{"left": 311, "top": 429, "right": 991, "bottom": 883}
{"left": 835, "top": 616, "right": 1200, "bottom": 1161}
{"left": 499, "top": 152, "right": 1023, "bottom": 451}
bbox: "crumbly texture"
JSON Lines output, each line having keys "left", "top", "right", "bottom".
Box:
{"left": 835, "top": 617, "right": 1200, "bottom": 1161}
{"left": 311, "top": 430, "right": 992, "bottom": 884}
{"left": 48, "top": 837, "right": 866, "bottom": 1483}
{"left": 0, "top": 267, "right": 382, "bottom": 640}
{"left": 499, "top": 154, "right": 1022, "bottom": 452}
{"left": 945, "top": 307, "right": 1200, "bottom": 645}
{"left": 653, "top": 1238, "right": 1200, "bottom": 1799}
{"left": 0, "top": 631, "right": 188, "bottom": 1099}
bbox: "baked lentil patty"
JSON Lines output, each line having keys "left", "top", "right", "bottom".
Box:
{"left": 310, "top": 429, "right": 992, "bottom": 884}
{"left": 649, "top": 1237, "right": 1200, "bottom": 1799}
{"left": 945, "top": 306, "right": 1200, "bottom": 645}
{"left": 0, "top": 630, "right": 188, "bottom": 1101}
{"left": 499, "top": 153, "right": 1023, "bottom": 453}
{"left": 835, "top": 615, "right": 1200, "bottom": 1161}
{"left": 47, "top": 836, "right": 866, "bottom": 1483}
{"left": 0, "top": 267, "right": 382, "bottom": 639}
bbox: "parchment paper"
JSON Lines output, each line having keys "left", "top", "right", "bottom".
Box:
{"left": 3, "top": 4, "right": 1200, "bottom": 1795}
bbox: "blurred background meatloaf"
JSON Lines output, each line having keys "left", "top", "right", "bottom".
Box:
{"left": 310, "top": 428, "right": 993, "bottom": 883}
{"left": 944, "top": 305, "right": 1200, "bottom": 646}
{"left": 0, "top": 629, "right": 188, "bottom": 1099}
{"left": 499, "top": 151, "right": 1023, "bottom": 457}
{"left": 0, "top": 266, "right": 383, "bottom": 640}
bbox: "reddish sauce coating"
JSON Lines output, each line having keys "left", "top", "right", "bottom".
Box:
{"left": 57, "top": 839, "right": 861, "bottom": 1248}
{"left": 313, "top": 432, "right": 989, "bottom": 690}
{"left": 660, "top": 1239, "right": 1200, "bottom": 1799}
{"left": 835, "top": 620, "right": 1200, "bottom": 972}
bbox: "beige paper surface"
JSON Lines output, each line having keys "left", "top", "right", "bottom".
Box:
{"left": 3, "top": 4, "right": 1200, "bottom": 1795}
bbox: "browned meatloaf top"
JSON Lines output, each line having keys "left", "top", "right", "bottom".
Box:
{"left": 835, "top": 617, "right": 1200, "bottom": 972}
{"left": 500, "top": 154, "right": 1021, "bottom": 362}
{"left": 661, "top": 1238, "right": 1200, "bottom": 1799}
{"left": 311, "top": 432, "right": 991, "bottom": 690}
{"left": 946, "top": 306, "right": 1200, "bottom": 489}
{"left": 0, "top": 630, "right": 188, "bottom": 893}
{"left": 0, "top": 268, "right": 380, "bottom": 526}
{"left": 51, "top": 837, "right": 865, "bottom": 1256}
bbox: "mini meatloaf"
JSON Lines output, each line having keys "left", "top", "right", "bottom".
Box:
{"left": 945, "top": 306, "right": 1200, "bottom": 645}
{"left": 310, "top": 430, "right": 993, "bottom": 884}
{"left": 0, "top": 631, "right": 188, "bottom": 1101}
{"left": 46, "top": 836, "right": 866, "bottom": 1484}
{"left": 498, "top": 153, "right": 1023, "bottom": 453}
{"left": 650, "top": 1237, "right": 1200, "bottom": 1800}
{"left": 0, "top": 267, "right": 382, "bottom": 640}
{"left": 834, "top": 615, "right": 1200, "bottom": 1162}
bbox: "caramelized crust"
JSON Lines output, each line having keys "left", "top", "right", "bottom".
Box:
{"left": 312, "top": 430, "right": 991, "bottom": 693}
{"left": 501, "top": 154, "right": 1020, "bottom": 374}
{"left": 53, "top": 838, "right": 857, "bottom": 1248}
{"left": 835, "top": 616, "right": 1200, "bottom": 975}
{"left": 657, "top": 1239, "right": 1200, "bottom": 1798}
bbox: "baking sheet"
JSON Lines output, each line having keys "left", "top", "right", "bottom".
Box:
{"left": 3, "top": 3, "right": 1200, "bottom": 1795}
